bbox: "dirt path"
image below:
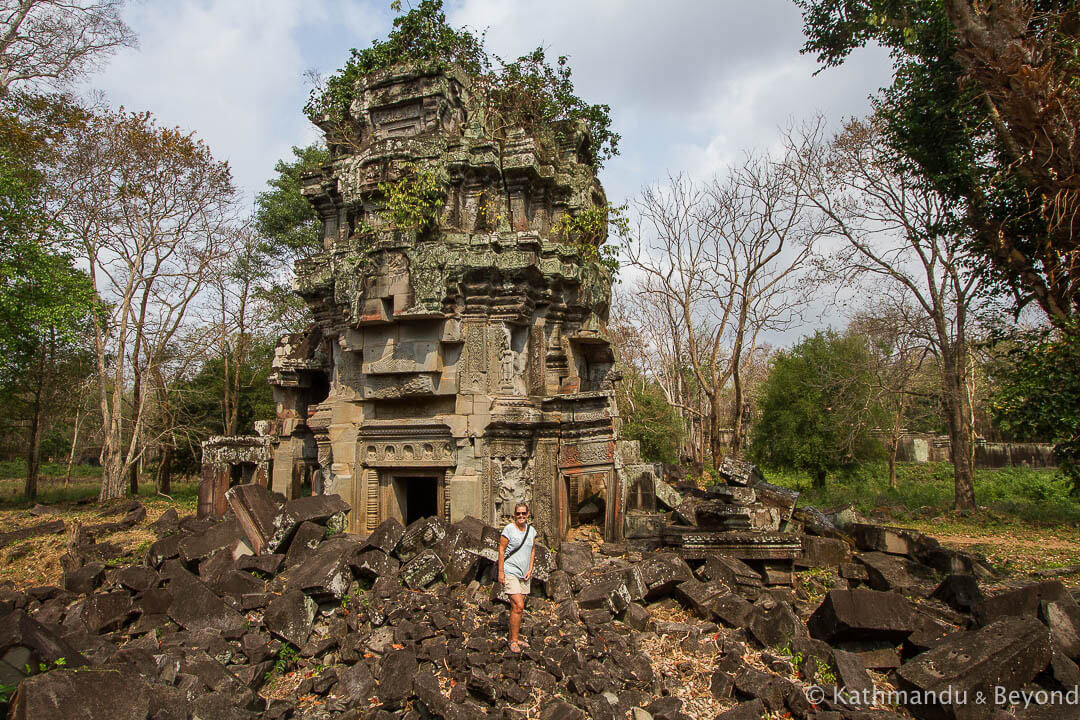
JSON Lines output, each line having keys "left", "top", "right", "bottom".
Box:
{"left": 935, "top": 534, "right": 1080, "bottom": 551}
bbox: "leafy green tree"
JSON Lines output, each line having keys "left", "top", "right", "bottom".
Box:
{"left": 0, "top": 94, "right": 100, "bottom": 499}
{"left": 169, "top": 339, "right": 277, "bottom": 475}
{"left": 255, "top": 144, "right": 329, "bottom": 260}
{"left": 990, "top": 324, "right": 1080, "bottom": 489}
{"left": 750, "top": 330, "right": 884, "bottom": 487}
{"left": 796, "top": 1, "right": 1080, "bottom": 495}
{"left": 251, "top": 144, "right": 329, "bottom": 334}
{"left": 621, "top": 382, "right": 685, "bottom": 466}
{"left": 796, "top": 0, "right": 1078, "bottom": 328}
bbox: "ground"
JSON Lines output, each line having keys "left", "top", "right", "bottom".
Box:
{"left": 2, "top": 462, "right": 1078, "bottom": 589}
{"left": 1, "top": 464, "right": 1078, "bottom": 719}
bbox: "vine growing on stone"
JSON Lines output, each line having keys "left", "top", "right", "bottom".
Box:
{"left": 377, "top": 165, "right": 445, "bottom": 232}
{"left": 551, "top": 202, "right": 626, "bottom": 276}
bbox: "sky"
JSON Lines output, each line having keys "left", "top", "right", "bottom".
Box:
{"left": 84, "top": 0, "right": 896, "bottom": 340}
{"left": 87, "top": 0, "right": 893, "bottom": 207}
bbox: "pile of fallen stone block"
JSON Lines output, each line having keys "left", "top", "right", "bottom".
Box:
{"left": 0, "top": 482, "right": 1078, "bottom": 720}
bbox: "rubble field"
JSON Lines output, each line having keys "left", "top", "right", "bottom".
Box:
{"left": 1, "top": 482, "right": 1079, "bottom": 720}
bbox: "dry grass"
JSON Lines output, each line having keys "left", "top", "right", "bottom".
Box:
{"left": 0, "top": 494, "right": 196, "bottom": 587}
{"left": 896, "top": 514, "right": 1080, "bottom": 589}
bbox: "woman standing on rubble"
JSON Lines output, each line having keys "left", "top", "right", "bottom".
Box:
{"left": 498, "top": 502, "right": 535, "bottom": 654}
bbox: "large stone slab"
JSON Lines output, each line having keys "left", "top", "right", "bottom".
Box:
{"left": 1042, "top": 600, "right": 1080, "bottom": 660}
{"left": 166, "top": 568, "right": 246, "bottom": 637}
{"left": 556, "top": 542, "right": 594, "bottom": 576}
{"left": 8, "top": 668, "right": 152, "bottom": 720}
{"left": 576, "top": 577, "right": 631, "bottom": 615}
{"left": 396, "top": 517, "right": 447, "bottom": 564}
{"left": 0, "top": 610, "right": 88, "bottom": 687}
{"left": 895, "top": 617, "right": 1052, "bottom": 720}
{"left": 401, "top": 549, "right": 445, "bottom": 589}
{"left": 856, "top": 551, "right": 936, "bottom": 593}
{"left": 178, "top": 518, "right": 244, "bottom": 564}
{"left": 378, "top": 648, "right": 418, "bottom": 709}
{"left": 0, "top": 519, "right": 64, "bottom": 548}
{"left": 638, "top": 552, "right": 693, "bottom": 599}
{"left": 283, "top": 521, "right": 325, "bottom": 568}
{"left": 264, "top": 588, "right": 317, "bottom": 648}
{"left": 673, "top": 579, "right": 727, "bottom": 619}
{"left": 931, "top": 574, "right": 983, "bottom": 613}
{"left": 227, "top": 483, "right": 296, "bottom": 554}
{"left": 286, "top": 543, "right": 352, "bottom": 600}
{"left": 808, "top": 588, "right": 918, "bottom": 643}
{"left": 795, "top": 535, "right": 851, "bottom": 568}
{"left": 716, "top": 457, "right": 765, "bottom": 486}
{"left": 972, "top": 581, "right": 1075, "bottom": 627}
{"left": 653, "top": 480, "right": 683, "bottom": 511}
{"left": 284, "top": 493, "right": 350, "bottom": 525}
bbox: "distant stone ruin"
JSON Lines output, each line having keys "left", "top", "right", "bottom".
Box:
{"left": 202, "top": 63, "right": 656, "bottom": 546}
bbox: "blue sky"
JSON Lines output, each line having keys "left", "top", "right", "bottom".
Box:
{"left": 88, "top": 0, "right": 893, "bottom": 208}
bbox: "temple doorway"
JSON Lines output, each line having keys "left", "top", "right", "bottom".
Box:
{"left": 393, "top": 475, "right": 439, "bottom": 525}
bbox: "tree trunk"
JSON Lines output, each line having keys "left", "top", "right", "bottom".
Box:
{"left": 127, "top": 365, "right": 142, "bottom": 497}
{"left": 24, "top": 338, "right": 49, "bottom": 501}
{"left": 888, "top": 443, "right": 899, "bottom": 490}
{"left": 942, "top": 356, "right": 976, "bottom": 509}
{"left": 888, "top": 397, "right": 904, "bottom": 489}
{"left": 730, "top": 349, "right": 745, "bottom": 457}
{"left": 708, "top": 392, "right": 724, "bottom": 469}
{"left": 99, "top": 448, "right": 125, "bottom": 501}
{"left": 65, "top": 406, "right": 81, "bottom": 488}
{"left": 157, "top": 443, "right": 172, "bottom": 495}
{"left": 25, "top": 394, "right": 43, "bottom": 502}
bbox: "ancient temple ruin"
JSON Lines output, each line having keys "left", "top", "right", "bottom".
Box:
{"left": 203, "top": 63, "right": 656, "bottom": 546}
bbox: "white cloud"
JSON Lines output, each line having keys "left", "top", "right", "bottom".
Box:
{"left": 88, "top": 0, "right": 327, "bottom": 202}
{"left": 87, "top": 0, "right": 893, "bottom": 208}
{"left": 80, "top": 0, "right": 896, "bottom": 343}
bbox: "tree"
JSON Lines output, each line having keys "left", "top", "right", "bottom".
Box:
{"left": 620, "top": 382, "right": 685, "bottom": 466}
{"left": 168, "top": 338, "right": 275, "bottom": 476}
{"left": 750, "top": 330, "right": 883, "bottom": 486}
{"left": 54, "top": 108, "right": 237, "bottom": 501}
{"left": 0, "top": 93, "right": 100, "bottom": 499}
{"left": 0, "top": 0, "right": 136, "bottom": 95}
{"left": 255, "top": 143, "right": 328, "bottom": 261}
{"left": 990, "top": 323, "right": 1080, "bottom": 488}
{"left": 848, "top": 304, "right": 934, "bottom": 488}
{"left": 797, "top": 0, "right": 1078, "bottom": 328}
{"left": 804, "top": 118, "right": 986, "bottom": 509}
{"left": 624, "top": 125, "right": 826, "bottom": 465}
{"left": 252, "top": 143, "right": 328, "bottom": 334}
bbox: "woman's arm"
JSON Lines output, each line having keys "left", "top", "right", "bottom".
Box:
{"left": 498, "top": 535, "right": 508, "bottom": 583}
{"left": 525, "top": 544, "right": 535, "bottom": 580}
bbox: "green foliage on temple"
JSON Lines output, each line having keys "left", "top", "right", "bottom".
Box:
{"left": 551, "top": 202, "right": 626, "bottom": 275}
{"left": 305, "top": 0, "right": 619, "bottom": 167}
{"left": 377, "top": 166, "right": 445, "bottom": 232}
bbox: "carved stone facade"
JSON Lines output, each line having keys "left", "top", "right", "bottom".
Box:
{"left": 221, "top": 63, "right": 656, "bottom": 546}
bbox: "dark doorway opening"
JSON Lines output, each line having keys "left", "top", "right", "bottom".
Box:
{"left": 229, "top": 462, "right": 255, "bottom": 486}
{"left": 402, "top": 476, "right": 438, "bottom": 525}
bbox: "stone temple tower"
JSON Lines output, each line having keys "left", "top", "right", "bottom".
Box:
{"left": 208, "top": 63, "right": 656, "bottom": 547}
